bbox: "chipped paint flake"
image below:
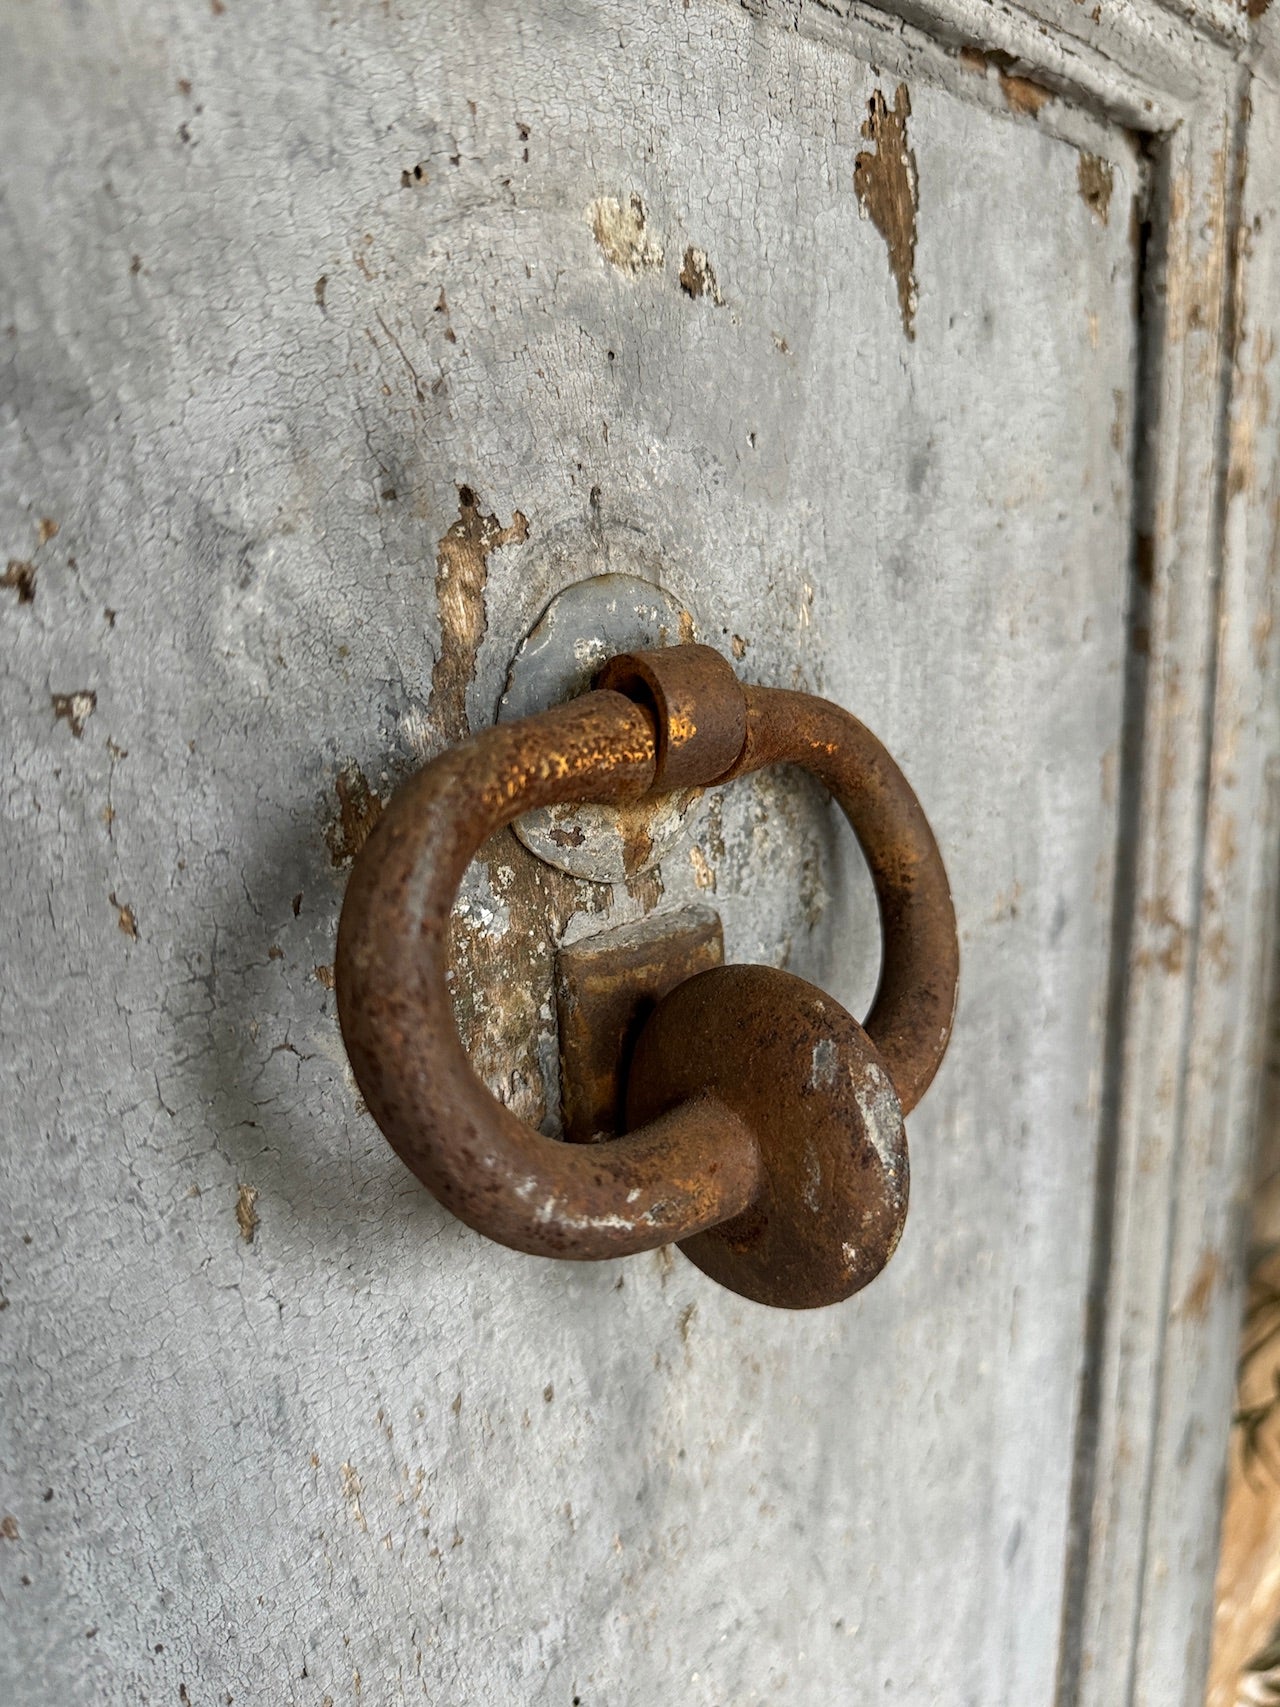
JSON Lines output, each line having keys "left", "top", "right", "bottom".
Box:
{"left": 2, "top": 560, "right": 36, "bottom": 603}
{"left": 109, "top": 891, "right": 138, "bottom": 940}
{"left": 678, "top": 246, "right": 723, "bottom": 304}
{"left": 1077, "top": 154, "right": 1114, "bottom": 224}
{"left": 689, "top": 844, "right": 716, "bottom": 891}
{"left": 340, "top": 1462, "right": 367, "bottom": 1530}
{"left": 235, "top": 1183, "right": 259, "bottom": 1243}
{"left": 325, "top": 764, "right": 383, "bottom": 866}
{"left": 588, "top": 193, "right": 664, "bottom": 275}
{"left": 431, "top": 486, "right": 528, "bottom": 745}
{"left": 999, "top": 72, "right": 1052, "bottom": 118}
{"left": 51, "top": 690, "right": 96, "bottom": 737}
{"left": 854, "top": 84, "right": 918, "bottom": 341}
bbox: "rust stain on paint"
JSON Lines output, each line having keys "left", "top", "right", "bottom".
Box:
{"left": 430, "top": 485, "right": 529, "bottom": 746}
{"left": 1138, "top": 897, "right": 1189, "bottom": 976}
{"left": 1177, "top": 1249, "right": 1221, "bottom": 1321}
{"left": 854, "top": 85, "right": 919, "bottom": 341}
{"left": 325, "top": 764, "right": 384, "bottom": 866}
{"left": 1227, "top": 327, "right": 1275, "bottom": 501}
{"left": 1078, "top": 154, "right": 1115, "bottom": 223}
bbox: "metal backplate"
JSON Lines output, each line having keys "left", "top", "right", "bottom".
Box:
{"left": 499, "top": 573, "right": 704, "bottom": 882}
{"left": 554, "top": 905, "right": 724, "bottom": 1142}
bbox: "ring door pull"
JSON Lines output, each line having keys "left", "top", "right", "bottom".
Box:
{"left": 335, "top": 643, "right": 959, "bottom": 1309}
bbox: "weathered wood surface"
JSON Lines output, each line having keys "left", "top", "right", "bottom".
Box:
{"left": 0, "top": 2, "right": 1273, "bottom": 1704}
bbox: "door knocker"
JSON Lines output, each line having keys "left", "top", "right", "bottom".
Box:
{"left": 335, "top": 643, "right": 958, "bottom": 1308}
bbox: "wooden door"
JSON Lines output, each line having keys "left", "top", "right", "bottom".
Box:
{"left": 2, "top": 2, "right": 1277, "bottom": 1703}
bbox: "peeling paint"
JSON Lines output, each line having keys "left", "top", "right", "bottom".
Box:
{"left": 689, "top": 844, "right": 715, "bottom": 891}
{"left": 1078, "top": 154, "right": 1114, "bottom": 224}
{"left": 235, "top": 1183, "right": 258, "bottom": 1243}
{"left": 51, "top": 690, "right": 96, "bottom": 737}
{"left": 340, "top": 1462, "right": 367, "bottom": 1530}
{"left": 853, "top": 84, "right": 919, "bottom": 341}
{"left": 2, "top": 560, "right": 36, "bottom": 603}
{"left": 109, "top": 892, "right": 138, "bottom": 940}
{"left": 678, "top": 246, "right": 723, "bottom": 304}
{"left": 430, "top": 486, "right": 528, "bottom": 746}
{"left": 999, "top": 71, "right": 1052, "bottom": 117}
{"left": 588, "top": 193, "right": 664, "bottom": 275}
{"left": 957, "top": 47, "right": 1051, "bottom": 117}
{"left": 324, "top": 764, "right": 383, "bottom": 866}
{"left": 448, "top": 831, "right": 608, "bottom": 1131}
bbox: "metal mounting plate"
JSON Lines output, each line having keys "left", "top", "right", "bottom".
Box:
{"left": 499, "top": 573, "right": 705, "bottom": 882}
{"left": 554, "top": 905, "right": 724, "bottom": 1143}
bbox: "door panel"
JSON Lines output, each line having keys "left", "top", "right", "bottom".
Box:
{"left": 1, "top": 2, "right": 1272, "bottom": 1705}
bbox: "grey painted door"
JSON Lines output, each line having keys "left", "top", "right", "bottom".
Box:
{"left": 3, "top": 3, "right": 1277, "bottom": 1705}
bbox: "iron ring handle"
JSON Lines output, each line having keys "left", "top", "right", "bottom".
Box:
{"left": 335, "top": 644, "right": 958, "bottom": 1304}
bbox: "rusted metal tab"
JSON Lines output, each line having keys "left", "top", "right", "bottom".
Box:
{"left": 335, "top": 640, "right": 958, "bottom": 1308}
{"left": 556, "top": 906, "right": 724, "bottom": 1144}
{"left": 595, "top": 642, "right": 747, "bottom": 789}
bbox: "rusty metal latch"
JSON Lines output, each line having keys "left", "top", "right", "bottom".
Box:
{"left": 335, "top": 643, "right": 958, "bottom": 1309}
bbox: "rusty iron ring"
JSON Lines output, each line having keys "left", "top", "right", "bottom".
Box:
{"left": 335, "top": 645, "right": 958, "bottom": 1283}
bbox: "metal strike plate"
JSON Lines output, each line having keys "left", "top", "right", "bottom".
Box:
{"left": 554, "top": 906, "right": 724, "bottom": 1144}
